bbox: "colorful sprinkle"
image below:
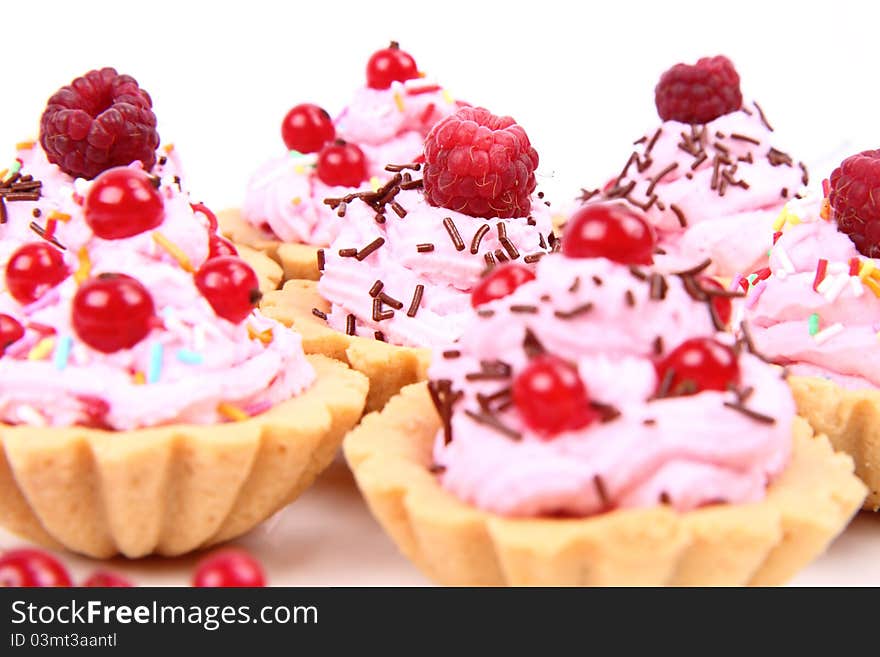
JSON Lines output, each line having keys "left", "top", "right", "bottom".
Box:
{"left": 247, "top": 324, "right": 274, "bottom": 344}
{"left": 163, "top": 143, "right": 175, "bottom": 154}
{"left": 820, "top": 199, "right": 831, "bottom": 220}
{"left": 53, "top": 335, "right": 72, "bottom": 370}
{"left": 730, "top": 274, "right": 744, "bottom": 292}
{"left": 217, "top": 402, "right": 249, "bottom": 422}
{"left": 772, "top": 231, "right": 783, "bottom": 244}
{"left": 851, "top": 276, "right": 865, "bottom": 297}
{"left": 774, "top": 246, "right": 795, "bottom": 274}
{"left": 393, "top": 91, "right": 405, "bottom": 112}
{"left": 813, "top": 259, "right": 828, "bottom": 291}
{"left": 808, "top": 313, "right": 820, "bottom": 336}
{"left": 813, "top": 323, "right": 844, "bottom": 345}
{"left": 442, "top": 89, "right": 454, "bottom": 105}
{"left": 28, "top": 337, "right": 55, "bottom": 361}
{"left": 822, "top": 178, "right": 831, "bottom": 197}
{"left": 176, "top": 348, "right": 204, "bottom": 365}
{"left": 133, "top": 371, "right": 146, "bottom": 385}
{"left": 291, "top": 196, "right": 302, "bottom": 206}
{"left": 152, "top": 232, "right": 194, "bottom": 272}
{"left": 15, "top": 141, "right": 35, "bottom": 151}
{"left": 369, "top": 176, "right": 381, "bottom": 192}
{"left": 47, "top": 210, "right": 71, "bottom": 223}
{"left": 864, "top": 276, "right": 880, "bottom": 299}
{"left": 293, "top": 164, "right": 307, "bottom": 175}
{"left": 147, "top": 342, "right": 164, "bottom": 383}
{"left": 74, "top": 246, "right": 91, "bottom": 284}
{"left": 9, "top": 160, "right": 21, "bottom": 176}
{"left": 849, "top": 258, "right": 861, "bottom": 276}
{"left": 288, "top": 150, "right": 304, "bottom": 158}
{"left": 859, "top": 260, "right": 875, "bottom": 280}
{"left": 823, "top": 274, "right": 850, "bottom": 303}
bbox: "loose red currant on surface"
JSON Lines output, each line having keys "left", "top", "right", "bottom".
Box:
{"left": 316, "top": 140, "right": 368, "bottom": 188}
{"left": 72, "top": 273, "right": 156, "bottom": 353}
{"left": 5, "top": 242, "right": 69, "bottom": 305}
{"left": 0, "top": 548, "right": 72, "bottom": 587}
{"left": 84, "top": 167, "right": 165, "bottom": 240}
{"left": 82, "top": 571, "right": 133, "bottom": 587}
{"left": 0, "top": 315, "right": 25, "bottom": 354}
{"left": 655, "top": 337, "right": 740, "bottom": 397}
{"left": 194, "top": 256, "right": 260, "bottom": 324}
{"left": 512, "top": 355, "right": 597, "bottom": 438}
{"left": 281, "top": 103, "right": 335, "bottom": 153}
{"left": 192, "top": 549, "right": 266, "bottom": 587}
{"left": 208, "top": 233, "right": 238, "bottom": 259}
{"left": 700, "top": 277, "right": 732, "bottom": 326}
{"left": 366, "top": 41, "right": 419, "bottom": 90}
{"left": 562, "top": 204, "right": 655, "bottom": 265}
{"left": 471, "top": 264, "right": 536, "bottom": 307}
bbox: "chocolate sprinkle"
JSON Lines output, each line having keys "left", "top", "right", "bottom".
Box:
{"left": 311, "top": 308, "right": 327, "bottom": 320}
{"left": 338, "top": 247, "right": 358, "bottom": 258}
{"left": 29, "top": 222, "right": 66, "bottom": 250}
{"left": 653, "top": 335, "right": 664, "bottom": 356}
{"left": 670, "top": 204, "right": 688, "bottom": 227}
{"left": 442, "top": 349, "right": 461, "bottom": 359}
{"left": 523, "top": 253, "right": 544, "bottom": 263}
{"left": 470, "top": 224, "right": 490, "bottom": 254}
{"left": 317, "top": 249, "right": 325, "bottom": 271}
{"left": 625, "top": 290, "right": 636, "bottom": 307}
{"left": 569, "top": 276, "right": 581, "bottom": 293}
{"left": 416, "top": 243, "right": 435, "bottom": 253}
{"left": 379, "top": 291, "right": 403, "bottom": 310}
{"left": 407, "top": 284, "right": 424, "bottom": 317}
{"left": 463, "top": 409, "right": 521, "bottom": 441}
{"left": 428, "top": 464, "right": 446, "bottom": 474}
{"left": 369, "top": 280, "right": 384, "bottom": 297}
{"left": 374, "top": 331, "right": 386, "bottom": 342}
{"left": 593, "top": 475, "right": 610, "bottom": 507}
{"left": 442, "top": 216, "right": 465, "bottom": 251}
{"left": 591, "top": 401, "right": 622, "bottom": 423}
{"left": 753, "top": 101, "right": 773, "bottom": 131}
{"left": 484, "top": 252, "right": 496, "bottom": 269}
{"left": 723, "top": 401, "right": 776, "bottom": 424}
{"left": 345, "top": 314, "right": 356, "bottom": 335}
{"left": 356, "top": 237, "right": 385, "bottom": 261}
{"left": 522, "top": 328, "right": 546, "bottom": 358}
{"left": 554, "top": 302, "right": 594, "bottom": 319}
{"left": 428, "top": 379, "right": 462, "bottom": 445}
{"left": 672, "top": 258, "right": 712, "bottom": 277}
{"left": 510, "top": 304, "right": 539, "bottom": 314}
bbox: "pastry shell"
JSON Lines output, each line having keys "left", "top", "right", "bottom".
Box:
{"left": 260, "top": 280, "right": 430, "bottom": 413}
{"left": 788, "top": 375, "right": 880, "bottom": 511}
{"left": 0, "top": 355, "right": 368, "bottom": 559}
{"left": 219, "top": 208, "right": 322, "bottom": 283}
{"left": 344, "top": 381, "right": 866, "bottom": 586}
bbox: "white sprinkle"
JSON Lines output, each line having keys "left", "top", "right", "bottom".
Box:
{"left": 827, "top": 261, "right": 849, "bottom": 275}
{"left": 816, "top": 274, "right": 834, "bottom": 295}
{"left": 16, "top": 405, "right": 46, "bottom": 427}
{"left": 850, "top": 276, "right": 865, "bottom": 297}
{"left": 775, "top": 245, "right": 796, "bottom": 274}
{"left": 813, "top": 323, "right": 845, "bottom": 345}
{"left": 824, "top": 274, "right": 851, "bottom": 303}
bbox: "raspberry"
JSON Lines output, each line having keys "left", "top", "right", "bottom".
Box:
{"left": 829, "top": 150, "right": 880, "bottom": 257}
{"left": 39, "top": 67, "right": 159, "bottom": 180}
{"left": 654, "top": 56, "right": 742, "bottom": 124}
{"left": 423, "top": 107, "right": 538, "bottom": 218}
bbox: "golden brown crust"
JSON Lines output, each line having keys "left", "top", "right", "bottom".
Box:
{"left": 236, "top": 244, "right": 283, "bottom": 293}
{"left": 260, "top": 280, "right": 431, "bottom": 413}
{"left": 344, "top": 382, "right": 866, "bottom": 586}
{"left": 0, "top": 355, "right": 368, "bottom": 558}
{"left": 788, "top": 375, "right": 880, "bottom": 511}
{"left": 218, "top": 208, "right": 321, "bottom": 282}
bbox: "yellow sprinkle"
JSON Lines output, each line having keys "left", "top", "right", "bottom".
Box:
{"left": 28, "top": 338, "right": 55, "bottom": 361}
{"left": 859, "top": 260, "right": 875, "bottom": 281}
{"left": 247, "top": 324, "right": 274, "bottom": 344}
{"left": 217, "top": 402, "right": 249, "bottom": 422}
{"left": 0, "top": 169, "right": 7, "bottom": 180}
{"left": 820, "top": 199, "right": 831, "bottom": 220}
{"left": 74, "top": 247, "right": 91, "bottom": 284}
{"left": 15, "top": 140, "right": 35, "bottom": 151}
{"left": 393, "top": 91, "right": 405, "bottom": 112}
{"left": 291, "top": 196, "right": 302, "bottom": 206}
{"left": 787, "top": 213, "right": 801, "bottom": 226}
{"left": 417, "top": 71, "right": 427, "bottom": 79}
{"left": 771, "top": 209, "right": 787, "bottom": 232}
{"left": 133, "top": 371, "right": 146, "bottom": 385}
{"left": 369, "top": 176, "right": 381, "bottom": 192}
{"left": 294, "top": 164, "right": 306, "bottom": 175}
{"left": 864, "top": 277, "right": 880, "bottom": 299}
{"left": 442, "top": 89, "right": 454, "bottom": 105}
{"left": 870, "top": 267, "right": 880, "bottom": 283}
{"left": 152, "top": 232, "right": 194, "bottom": 272}
{"left": 48, "top": 210, "right": 72, "bottom": 223}
{"left": 163, "top": 143, "right": 175, "bottom": 154}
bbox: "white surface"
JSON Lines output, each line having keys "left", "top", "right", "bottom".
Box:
{"left": 0, "top": 458, "right": 877, "bottom": 586}
{"left": 1, "top": 0, "right": 879, "bottom": 586}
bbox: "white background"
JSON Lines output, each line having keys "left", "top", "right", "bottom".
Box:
{"left": 2, "top": 0, "right": 878, "bottom": 209}
{"left": 2, "top": 0, "right": 880, "bottom": 585}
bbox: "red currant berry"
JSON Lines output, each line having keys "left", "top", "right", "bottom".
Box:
{"left": 0, "top": 548, "right": 72, "bottom": 587}
{"left": 82, "top": 571, "right": 133, "bottom": 587}
{"left": 84, "top": 167, "right": 165, "bottom": 240}
{"left": 194, "top": 256, "right": 260, "bottom": 324}
{"left": 208, "top": 233, "right": 238, "bottom": 259}
{"left": 700, "top": 277, "right": 732, "bottom": 326}
{"left": 655, "top": 337, "right": 740, "bottom": 397}
{"left": 512, "top": 355, "right": 597, "bottom": 438}
{"left": 471, "top": 263, "right": 536, "bottom": 307}
{"left": 191, "top": 202, "right": 219, "bottom": 232}
{"left": 316, "top": 140, "right": 368, "bottom": 188}
{"left": 5, "top": 242, "right": 69, "bottom": 305}
{"left": 281, "top": 103, "right": 335, "bottom": 153}
{"left": 366, "top": 41, "right": 419, "bottom": 90}
{"left": 562, "top": 204, "right": 655, "bottom": 265}
{"left": 192, "top": 549, "right": 266, "bottom": 587}
{"left": 72, "top": 274, "right": 156, "bottom": 353}
{"left": 0, "top": 314, "right": 25, "bottom": 354}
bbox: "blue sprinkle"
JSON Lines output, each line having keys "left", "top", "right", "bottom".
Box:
{"left": 176, "top": 348, "right": 204, "bottom": 365}
{"left": 53, "top": 335, "right": 72, "bottom": 371}
{"left": 147, "top": 343, "right": 164, "bottom": 384}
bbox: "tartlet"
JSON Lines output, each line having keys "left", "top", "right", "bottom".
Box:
{"left": 0, "top": 69, "right": 368, "bottom": 557}
{"left": 260, "top": 106, "right": 555, "bottom": 411}
{"left": 344, "top": 208, "right": 864, "bottom": 586}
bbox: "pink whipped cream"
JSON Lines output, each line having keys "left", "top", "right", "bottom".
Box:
{"left": 242, "top": 78, "right": 459, "bottom": 245}
{"left": 429, "top": 254, "right": 794, "bottom": 517}
{"left": 582, "top": 103, "right": 808, "bottom": 276}
{"left": 316, "top": 184, "right": 554, "bottom": 347}
{"left": 744, "top": 196, "right": 880, "bottom": 389}
{"left": 0, "top": 144, "right": 314, "bottom": 430}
